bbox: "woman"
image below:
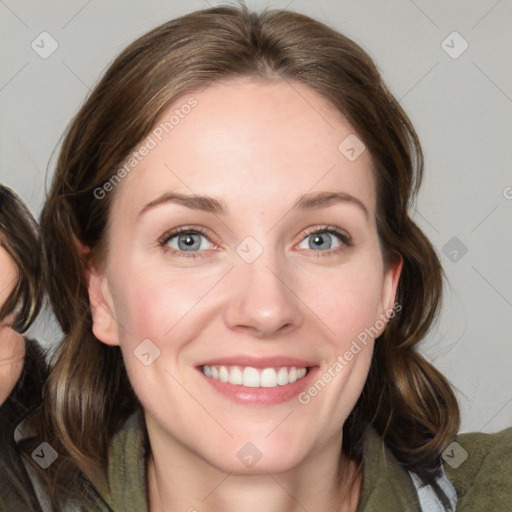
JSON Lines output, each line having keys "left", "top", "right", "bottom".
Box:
{"left": 0, "top": 185, "right": 48, "bottom": 512}
{"left": 10, "top": 4, "right": 512, "bottom": 512}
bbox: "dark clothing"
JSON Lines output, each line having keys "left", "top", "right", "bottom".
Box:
{"left": 0, "top": 338, "right": 48, "bottom": 512}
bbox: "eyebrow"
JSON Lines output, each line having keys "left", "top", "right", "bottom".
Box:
{"left": 138, "top": 190, "right": 369, "bottom": 220}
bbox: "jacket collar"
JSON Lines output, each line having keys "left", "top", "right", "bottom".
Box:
{"left": 105, "top": 409, "right": 421, "bottom": 512}
{"left": 106, "top": 409, "right": 149, "bottom": 511}
{"left": 356, "top": 425, "right": 422, "bottom": 511}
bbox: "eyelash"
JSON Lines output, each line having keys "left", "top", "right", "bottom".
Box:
{"left": 158, "top": 225, "right": 352, "bottom": 260}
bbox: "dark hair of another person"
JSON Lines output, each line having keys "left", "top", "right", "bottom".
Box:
{"left": 0, "top": 185, "right": 47, "bottom": 512}
{"left": 0, "top": 186, "right": 42, "bottom": 332}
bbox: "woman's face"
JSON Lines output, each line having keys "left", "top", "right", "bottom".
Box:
{"left": 89, "top": 78, "right": 402, "bottom": 474}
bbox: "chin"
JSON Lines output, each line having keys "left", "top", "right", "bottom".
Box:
{"left": 197, "top": 436, "right": 310, "bottom": 476}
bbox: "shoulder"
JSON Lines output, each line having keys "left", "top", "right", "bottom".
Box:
{"left": 442, "top": 426, "right": 512, "bottom": 509}
{"left": 0, "top": 338, "right": 49, "bottom": 511}
{"left": 4, "top": 337, "right": 48, "bottom": 415}
{"left": 10, "top": 409, "right": 114, "bottom": 512}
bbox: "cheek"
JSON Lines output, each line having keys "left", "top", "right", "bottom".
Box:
{"left": 109, "top": 259, "right": 223, "bottom": 360}
{"left": 303, "top": 255, "right": 385, "bottom": 347}
{"left": 111, "top": 271, "right": 199, "bottom": 342}
{"left": 108, "top": 268, "right": 199, "bottom": 409}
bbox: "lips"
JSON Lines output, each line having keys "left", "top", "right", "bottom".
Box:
{"left": 196, "top": 355, "right": 316, "bottom": 369}
{"left": 196, "top": 355, "right": 318, "bottom": 405}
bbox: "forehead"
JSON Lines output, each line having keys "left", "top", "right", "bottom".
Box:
{"left": 110, "top": 78, "right": 376, "bottom": 221}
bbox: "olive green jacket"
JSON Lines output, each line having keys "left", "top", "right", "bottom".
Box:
{"left": 93, "top": 411, "right": 512, "bottom": 511}
{"left": 4, "top": 409, "right": 512, "bottom": 511}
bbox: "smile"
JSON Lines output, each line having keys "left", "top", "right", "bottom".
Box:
{"left": 202, "top": 365, "right": 308, "bottom": 388}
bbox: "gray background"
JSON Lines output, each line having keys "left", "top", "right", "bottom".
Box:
{"left": 1, "top": 0, "right": 511, "bottom": 434}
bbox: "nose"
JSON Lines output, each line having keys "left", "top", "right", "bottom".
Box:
{"left": 223, "top": 248, "right": 303, "bottom": 338}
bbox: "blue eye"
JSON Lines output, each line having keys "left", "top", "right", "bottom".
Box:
{"left": 159, "top": 227, "right": 212, "bottom": 259}
{"left": 159, "top": 225, "right": 352, "bottom": 259}
{"left": 297, "top": 226, "right": 352, "bottom": 258}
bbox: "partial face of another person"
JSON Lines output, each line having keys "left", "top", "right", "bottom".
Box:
{"left": 89, "top": 78, "right": 402, "bottom": 474}
{"left": 0, "top": 243, "right": 23, "bottom": 405}
{"left": 0, "top": 244, "right": 18, "bottom": 327}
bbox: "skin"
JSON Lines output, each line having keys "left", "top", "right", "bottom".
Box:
{"left": 0, "top": 244, "right": 25, "bottom": 405}
{"left": 88, "top": 77, "right": 402, "bottom": 512}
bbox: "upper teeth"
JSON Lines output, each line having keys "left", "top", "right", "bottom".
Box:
{"left": 202, "top": 365, "right": 308, "bottom": 388}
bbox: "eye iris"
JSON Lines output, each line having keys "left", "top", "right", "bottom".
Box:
{"left": 310, "top": 232, "right": 332, "bottom": 250}
{"left": 178, "top": 233, "right": 200, "bottom": 250}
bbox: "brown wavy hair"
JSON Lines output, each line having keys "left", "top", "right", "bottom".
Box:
{"left": 30, "top": 2, "right": 460, "bottom": 508}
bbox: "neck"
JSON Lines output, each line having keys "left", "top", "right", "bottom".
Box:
{"left": 145, "top": 416, "right": 361, "bottom": 512}
{"left": 0, "top": 325, "right": 25, "bottom": 405}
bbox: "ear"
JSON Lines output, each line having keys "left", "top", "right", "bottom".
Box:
{"left": 87, "top": 266, "right": 119, "bottom": 346}
{"left": 87, "top": 268, "right": 119, "bottom": 345}
{"left": 77, "top": 238, "right": 119, "bottom": 347}
{"left": 377, "top": 250, "right": 403, "bottom": 327}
